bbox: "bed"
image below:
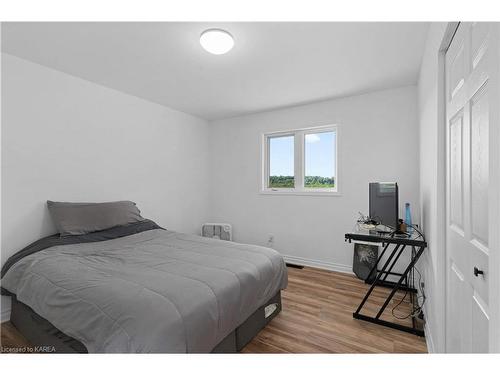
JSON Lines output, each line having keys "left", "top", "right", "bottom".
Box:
{"left": 1, "top": 219, "right": 288, "bottom": 353}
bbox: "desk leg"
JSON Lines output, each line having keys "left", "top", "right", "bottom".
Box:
{"left": 365, "top": 242, "right": 390, "bottom": 283}
{"left": 381, "top": 245, "right": 406, "bottom": 283}
{"left": 375, "top": 245, "right": 426, "bottom": 320}
{"left": 410, "top": 246, "right": 419, "bottom": 331}
{"left": 354, "top": 244, "right": 401, "bottom": 315}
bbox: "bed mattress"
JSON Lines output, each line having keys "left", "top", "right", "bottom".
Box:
{"left": 1, "top": 222, "right": 288, "bottom": 353}
{"left": 10, "top": 290, "right": 282, "bottom": 353}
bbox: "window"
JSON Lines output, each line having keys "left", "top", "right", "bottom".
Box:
{"left": 304, "top": 131, "right": 336, "bottom": 189}
{"left": 262, "top": 125, "right": 339, "bottom": 195}
{"left": 268, "top": 135, "right": 295, "bottom": 188}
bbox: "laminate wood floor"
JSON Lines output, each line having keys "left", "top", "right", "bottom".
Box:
{"left": 1, "top": 266, "right": 427, "bottom": 353}
{"left": 242, "top": 266, "right": 427, "bottom": 353}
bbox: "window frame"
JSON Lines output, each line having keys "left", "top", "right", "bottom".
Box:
{"left": 261, "top": 125, "right": 340, "bottom": 196}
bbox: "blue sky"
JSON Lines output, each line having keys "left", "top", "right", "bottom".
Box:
{"left": 269, "top": 132, "right": 336, "bottom": 177}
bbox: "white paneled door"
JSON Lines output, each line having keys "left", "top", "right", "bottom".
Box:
{"left": 445, "top": 22, "right": 499, "bottom": 353}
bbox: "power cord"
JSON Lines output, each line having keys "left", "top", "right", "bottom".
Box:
{"left": 390, "top": 226, "right": 426, "bottom": 320}
{"left": 391, "top": 265, "right": 426, "bottom": 320}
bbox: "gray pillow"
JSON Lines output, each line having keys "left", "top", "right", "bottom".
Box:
{"left": 47, "top": 200, "right": 145, "bottom": 236}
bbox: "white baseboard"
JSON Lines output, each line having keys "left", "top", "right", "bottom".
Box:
{"left": 1, "top": 308, "right": 11, "bottom": 323}
{"left": 282, "top": 254, "right": 353, "bottom": 275}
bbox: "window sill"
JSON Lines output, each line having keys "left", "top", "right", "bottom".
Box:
{"left": 260, "top": 189, "right": 342, "bottom": 197}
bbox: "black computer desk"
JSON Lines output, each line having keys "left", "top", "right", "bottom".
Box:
{"left": 345, "top": 228, "right": 427, "bottom": 336}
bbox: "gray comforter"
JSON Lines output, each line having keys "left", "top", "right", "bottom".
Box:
{"left": 1, "top": 229, "right": 288, "bottom": 353}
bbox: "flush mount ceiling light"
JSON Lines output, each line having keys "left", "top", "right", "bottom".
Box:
{"left": 200, "top": 29, "right": 234, "bottom": 55}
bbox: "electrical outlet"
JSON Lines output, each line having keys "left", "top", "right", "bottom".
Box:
{"left": 420, "top": 281, "right": 425, "bottom": 289}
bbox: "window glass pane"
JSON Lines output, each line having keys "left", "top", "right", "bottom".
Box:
{"left": 268, "top": 135, "right": 294, "bottom": 188}
{"left": 305, "top": 131, "right": 335, "bottom": 188}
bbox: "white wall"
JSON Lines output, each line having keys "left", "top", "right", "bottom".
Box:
{"left": 1, "top": 54, "right": 210, "bottom": 320}
{"left": 417, "top": 22, "right": 448, "bottom": 353}
{"left": 0, "top": 53, "right": 423, "bottom": 329}
{"left": 208, "top": 86, "right": 420, "bottom": 272}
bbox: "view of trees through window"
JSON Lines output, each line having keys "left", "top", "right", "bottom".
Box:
{"left": 269, "top": 175, "right": 295, "bottom": 188}
{"left": 304, "top": 131, "right": 335, "bottom": 188}
{"left": 268, "top": 131, "right": 336, "bottom": 189}
{"left": 268, "top": 135, "right": 295, "bottom": 188}
{"left": 269, "top": 175, "right": 335, "bottom": 188}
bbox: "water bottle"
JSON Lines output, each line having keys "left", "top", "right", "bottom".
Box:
{"left": 405, "top": 203, "right": 413, "bottom": 234}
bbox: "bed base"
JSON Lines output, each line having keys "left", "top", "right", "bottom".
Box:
{"left": 10, "top": 291, "right": 282, "bottom": 353}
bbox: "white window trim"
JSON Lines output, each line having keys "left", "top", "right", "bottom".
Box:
{"left": 260, "top": 124, "right": 341, "bottom": 196}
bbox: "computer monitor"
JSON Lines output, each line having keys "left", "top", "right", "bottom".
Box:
{"left": 369, "top": 182, "right": 399, "bottom": 229}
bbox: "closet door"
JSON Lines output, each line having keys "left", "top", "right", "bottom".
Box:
{"left": 445, "top": 22, "right": 497, "bottom": 353}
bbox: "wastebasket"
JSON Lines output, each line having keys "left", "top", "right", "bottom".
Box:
{"left": 353, "top": 243, "right": 379, "bottom": 283}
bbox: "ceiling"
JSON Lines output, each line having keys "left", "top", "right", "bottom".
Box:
{"left": 1, "top": 22, "right": 429, "bottom": 120}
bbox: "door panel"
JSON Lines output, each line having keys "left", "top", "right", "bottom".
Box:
{"left": 449, "top": 113, "right": 464, "bottom": 232}
{"left": 448, "top": 263, "right": 471, "bottom": 352}
{"left": 446, "top": 25, "right": 466, "bottom": 116}
{"left": 472, "top": 292, "right": 489, "bottom": 353}
{"left": 471, "top": 22, "right": 488, "bottom": 69}
{"left": 449, "top": 46, "right": 465, "bottom": 100}
{"left": 470, "top": 85, "right": 489, "bottom": 247}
